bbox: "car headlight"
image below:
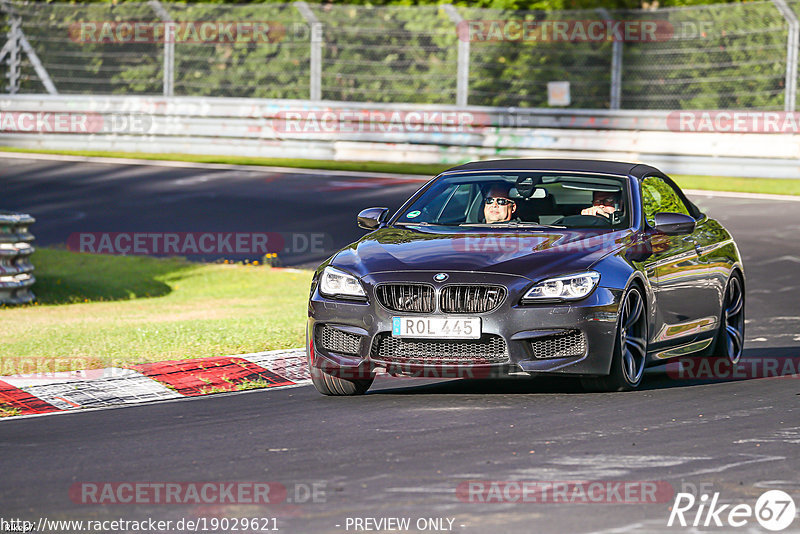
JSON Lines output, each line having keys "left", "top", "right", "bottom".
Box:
{"left": 319, "top": 266, "right": 366, "bottom": 300}
{"left": 522, "top": 272, "right": 600, "bottom": 302}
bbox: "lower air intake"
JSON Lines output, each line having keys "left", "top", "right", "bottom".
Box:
{"left": 530, "top": 330, "right": 587, "bottom": 359}
{"left": 318, "top": 325, "right": 362, "bottom": 356}
{"left": 371, "top": 333, "right": 508, "bottom": 365}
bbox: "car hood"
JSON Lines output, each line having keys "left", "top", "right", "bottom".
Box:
{"left": 331, "top": 226, "right": 633, "bottom": 281}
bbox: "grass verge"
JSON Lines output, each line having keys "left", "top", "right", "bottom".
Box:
{"left": 2, "top": 146, "right": 800, "bottom": 196}
{"left": 0, "top": 404, "right": 22, "bottom": 418}
{"left": 671, "top": 175, "right": 800, "bottom": 196}
{"left": 0, "top": 248, "right": 311, "bottom": 375}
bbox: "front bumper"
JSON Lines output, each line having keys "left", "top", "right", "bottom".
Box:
{"left": 308, "top": 270, "right": 622, "bottom": 378}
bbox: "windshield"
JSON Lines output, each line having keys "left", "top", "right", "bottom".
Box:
{"left": 395, "top": 171, "right": 630, "bottom": 229}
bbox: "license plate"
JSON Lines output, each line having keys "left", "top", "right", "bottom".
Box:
{"left": 392, "top": 316, "right": 481, "bottom": 339}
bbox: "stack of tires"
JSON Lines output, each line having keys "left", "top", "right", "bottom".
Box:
{"left": 0, "top": 212, "right": 36, "bottom": 305}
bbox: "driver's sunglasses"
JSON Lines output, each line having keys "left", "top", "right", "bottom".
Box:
{"left": 484, "top": 197, "right": 514, "bottom": 206}
{"left": 592, "top": 196, "right": 617, "bottom": 206}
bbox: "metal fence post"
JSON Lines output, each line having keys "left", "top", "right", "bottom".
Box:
{"left": 19, "top": 32, "right": 58, "bottom": 94}
{"left": 5, "top": 14, "right": 21, "bottom": 94}
{"left": 295, "top": 1, "right": 322, "bottom": 101}
{"left": 611, "top": 42, "right": 622, "bottom": 110}
{"left": 149, "top": 0, "right": 175, "bottom": 97}
{"left": 597, "top": 9, "right": 622, "bottom": 110}
{"left": 773, "top": 0, "right": 798, "bottom": 112}
{"left": 1, "top": 0, "right": 58, "bottom": 94}
{"left": 443, "top": 4, "right": 469, "bottom": 107}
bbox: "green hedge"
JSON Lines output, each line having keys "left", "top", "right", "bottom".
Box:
{"left": 2, "top": 0, "right": 791, "bottom": 110}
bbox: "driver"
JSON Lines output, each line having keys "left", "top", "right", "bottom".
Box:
{"left": 581, "top": 190, "right": 620, "bottom": 219}
{"left": 483, "top": 185, "right": 518, "bottom": 223}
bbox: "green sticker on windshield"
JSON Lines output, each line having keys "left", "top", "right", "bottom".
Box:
{"left": 406, "top": 210, "right": 421, "bottom": 218}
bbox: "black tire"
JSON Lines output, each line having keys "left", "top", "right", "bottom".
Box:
{"left": 581, "top": 285, "right": 648, "bottom": 392}
{"left": 309, "top": 364, "right": 374, "bottom": 396}
{"left": 711, "top": 273, "right": 745, "bottom": 364}
{"left": 306, "top": 330, "right": 373, "bottom": 396}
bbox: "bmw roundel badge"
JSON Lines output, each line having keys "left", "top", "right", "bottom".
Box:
{"left": 434, "top": 273, "right": 449, "bottom": 282}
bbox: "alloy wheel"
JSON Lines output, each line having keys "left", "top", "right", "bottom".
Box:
{"left": 721, "top": 276, "right": 745, "bottom": 364}
{"left": 619, "top": 288, "right": 647, "bottom": 386}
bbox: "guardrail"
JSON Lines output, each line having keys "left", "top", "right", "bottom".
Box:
{"left": 0, "top": 211, "right": 36, "bottom": 305}
{"left": 2, "top": 94, "right": 800, "bottom": 178}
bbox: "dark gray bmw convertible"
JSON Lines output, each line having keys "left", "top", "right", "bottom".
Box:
{"left": 306, "top": 159, "right": 745, "bottom": 394}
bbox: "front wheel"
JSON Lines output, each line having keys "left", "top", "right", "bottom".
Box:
{"left": 581, "top": 285, "right": 648, "bottom": 392}
{"left": 306, "top": 330, "right": 373, "bottom": 396}
{"left": 309, "top": 365, "right": 374, "bottom": 396}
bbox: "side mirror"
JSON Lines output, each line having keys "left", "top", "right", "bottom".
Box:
{"left": 653, "top": 212, "right": 696, "bottom": 236}
{"left": 357, "top": 207, "right": 389, "bottom": 230}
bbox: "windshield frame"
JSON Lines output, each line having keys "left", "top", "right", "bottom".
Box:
{"left": 388, "top": 169, "right": 636, "bottom": 231}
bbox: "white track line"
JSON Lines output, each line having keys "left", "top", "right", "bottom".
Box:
{"left": 684, "top": 189, "right": 800, "bottom": 202}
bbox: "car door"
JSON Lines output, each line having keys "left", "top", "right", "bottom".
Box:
{"left": 691, "top": 216, "right": 735, "bottom": 320}
{"left": 640, "top": 175, "right": 714, "bottom": 348}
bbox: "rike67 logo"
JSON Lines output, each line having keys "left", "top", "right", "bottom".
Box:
{"left": 668, "top": 490, "right": 796, "bottom": 531}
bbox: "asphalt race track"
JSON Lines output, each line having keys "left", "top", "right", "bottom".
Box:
{"left": 1, "top": 155, "right": 799, "bottom": 533}
{"left": 0, "top": 154, "right": 429, "bottom": 267}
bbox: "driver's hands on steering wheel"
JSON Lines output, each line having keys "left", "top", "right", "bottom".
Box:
{"left": 581, "top": 205, "right": 615, "bottom": 218}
